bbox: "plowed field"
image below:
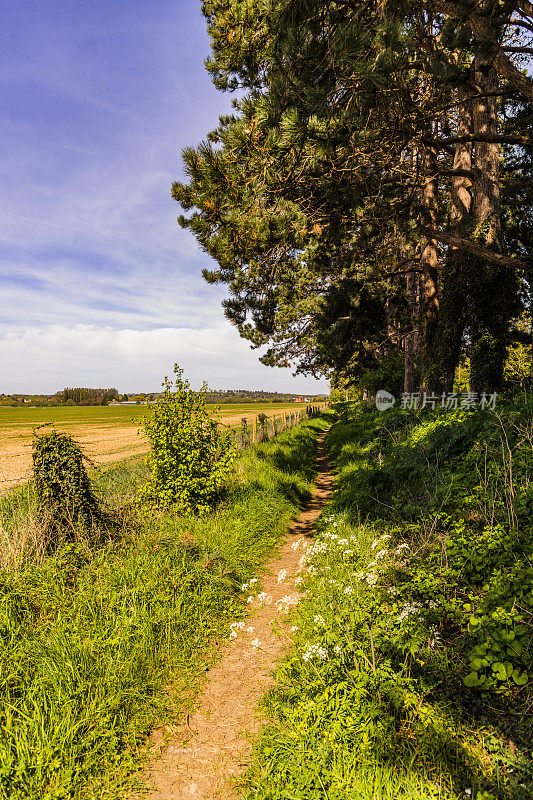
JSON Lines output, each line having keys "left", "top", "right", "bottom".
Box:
{"left": 0, "top": 403, "right": 308, "bottom": 492}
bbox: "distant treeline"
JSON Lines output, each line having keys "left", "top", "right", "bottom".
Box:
{"left": 55, "top": 388, "right": 119, "bottom": 406}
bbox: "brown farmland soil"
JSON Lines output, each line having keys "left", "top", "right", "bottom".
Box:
{"left": 0, "top": 405, "right": 310, "bottom": 492}
{"left": 137, "top": 433, "right": 333, "bottom": 800}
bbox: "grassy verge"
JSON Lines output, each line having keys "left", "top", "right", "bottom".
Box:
{"left": 0, "top": 417, "right": 326, "bottom": 800}
{"left": 243, "top": 400, "right": 532, "bottom": 800}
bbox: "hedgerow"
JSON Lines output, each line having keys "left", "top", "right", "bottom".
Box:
{"left": 244, "top": 401, "right": 532, "bottom": 800}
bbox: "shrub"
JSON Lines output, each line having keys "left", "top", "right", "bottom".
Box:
{"left": 32, "top": 430, "right": 103, "bottom": 544}
{"left": 140, "top": 365, "right": 236, "bottom": 514}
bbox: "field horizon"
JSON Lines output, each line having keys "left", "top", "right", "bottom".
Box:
{"left": 0, "top": 401, "right": 313, "bottom": 492}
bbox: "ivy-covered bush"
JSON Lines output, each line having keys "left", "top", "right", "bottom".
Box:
{"left": 32, "top": 430, "right": 103, "bottom": 543}
{"left": 140, "top": 365, "right": 236, "bottom": 514}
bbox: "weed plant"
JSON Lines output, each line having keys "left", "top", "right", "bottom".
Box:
{"left": 0, "top": 418, "right": 326, "bottom": 800}
{"left": 243, "top": 399, "right": 532, "bottom": 800}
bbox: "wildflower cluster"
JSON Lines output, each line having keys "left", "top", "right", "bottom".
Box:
{"left": 302, "top": 643, "right": 328, "bottom": 662}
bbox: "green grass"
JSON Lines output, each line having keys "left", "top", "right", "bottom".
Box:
{"left": 0, "top": 402, "right": 308, "bottom": 431}
{"left": 242, "top": 401, "right": 533, "bottom": 800}
{"left": 0, "top": 417, "right": 327, "bottom": 800}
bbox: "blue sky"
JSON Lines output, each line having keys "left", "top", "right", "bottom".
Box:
{"left": 0, "top": 0, "right": 329, "bottom": 394}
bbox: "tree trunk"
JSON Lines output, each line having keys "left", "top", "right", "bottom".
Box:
{"left": 469, "top": 9, "right": 507, "bottom": 393}
{"left": 419, "top": 141, "right": 440, "bottom": 393}
{"left": 437, "top": 87, "right": 473, "bottom": 391}
{"left": 403, "top": 268, "right": 419, "bottom": 394}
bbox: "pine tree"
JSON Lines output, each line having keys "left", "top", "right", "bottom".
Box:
{"left": 174, "top": 0, "right": 532, "bottom": 394}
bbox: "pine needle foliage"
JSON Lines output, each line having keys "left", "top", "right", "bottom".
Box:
{"left": 140, "top": 365, "right": 236, "bottom": 515}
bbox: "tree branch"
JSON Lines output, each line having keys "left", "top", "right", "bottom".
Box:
{"left": 494, "top": 52, "right": 533, "bottom": 102}
{"left": 502, "top": 47, "right": 533, "bottom": 55}
{"left": 436, "top": 167, "right": 481, "bottom": 180}
{"left": 516, "top": 1, "right": 533, "bottom": 17}
{"left": 423, "top": 134, "right": 530, "bottom": 147}
{"left": 420, "top": 229, "right": 528, "bottom": 271}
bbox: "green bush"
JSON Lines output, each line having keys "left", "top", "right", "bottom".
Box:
{"left": 32, "top": 430, "right": 103, "bottom": 544}
{"left": 140, "top": 365, "right": 236, "bottom": 514}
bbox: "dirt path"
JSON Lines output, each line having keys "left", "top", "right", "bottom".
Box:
{"left": 141, "top": 433, "right": 333, "bottom": 800}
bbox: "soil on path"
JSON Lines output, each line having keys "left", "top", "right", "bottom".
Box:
{"left": 141, "top": 432, "right": 333, "bottom": 800}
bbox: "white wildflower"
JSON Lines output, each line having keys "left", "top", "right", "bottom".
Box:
{"left": 372, "top": 535, "right": 391, "bottom": 550}
{"left": 343, "top": 586, "right": 354, "bottom": 595}
{"left": 397, "top": 601, "right": 423, "bottom": 623}
{"left": 395, "top": 543, "right": 410, "bottom": 554}
{"left": 302, "top": 643, "right": 328, "bottom": 662}
{"left": 427, "top": 625, "right": 442, "bottom": 648}
{"left": 295, "top": 576, "right": 303, "bottom": 586}
{"left": 334, "top": 644, "right": 342, "bottom": 656}
{"left": 229, "top": 631, "right": 237, "bottom": 640}
{"left": 290, "top": 625, "right": 299, "bottom": 632}
{"left": 374, "top": 549, "right": 388, "bottom": 561}
{"left": 278, "top": 569, "right": 288, "bottom": 583}
{"left": 313, "top": 614, "right": 326, "bottom": 626}
{"left": 343, "top": 549, "right": 354, "bottom": 557}
{"left": 246, "top": 626, "right": 255, "bottom": 633}
{"left": 247, "top": 596, "right": 254, "bottom": 604}
{"left": 251, "top": 639, "right": 261, "bottom": 649}
{"left": 297, "top": 554, "right": 307, "bottom": 573}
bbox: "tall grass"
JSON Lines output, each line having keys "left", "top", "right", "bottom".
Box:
{"left": 0, "top": 418, "right": 327, "bottom": 800}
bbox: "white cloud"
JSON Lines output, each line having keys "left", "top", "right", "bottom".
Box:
{"left": 0, "top": 323, "right": 330, "bottom": 394}
{"left": 0, "top": 3, "right": 329, "bottom": 396}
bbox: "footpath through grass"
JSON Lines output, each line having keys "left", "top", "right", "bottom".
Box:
{"left": 243, "top": 399, "right": 532, "bottom": 800}
{"left": 0, "top": 417, "right": 326, "bottom": 800}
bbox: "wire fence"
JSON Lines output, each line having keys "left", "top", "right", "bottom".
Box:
{"left": 0, "top": 403, "right": 328, "bottom": 497}
{"left": 225, "top": 404, "right": 326, "bottom": 450}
